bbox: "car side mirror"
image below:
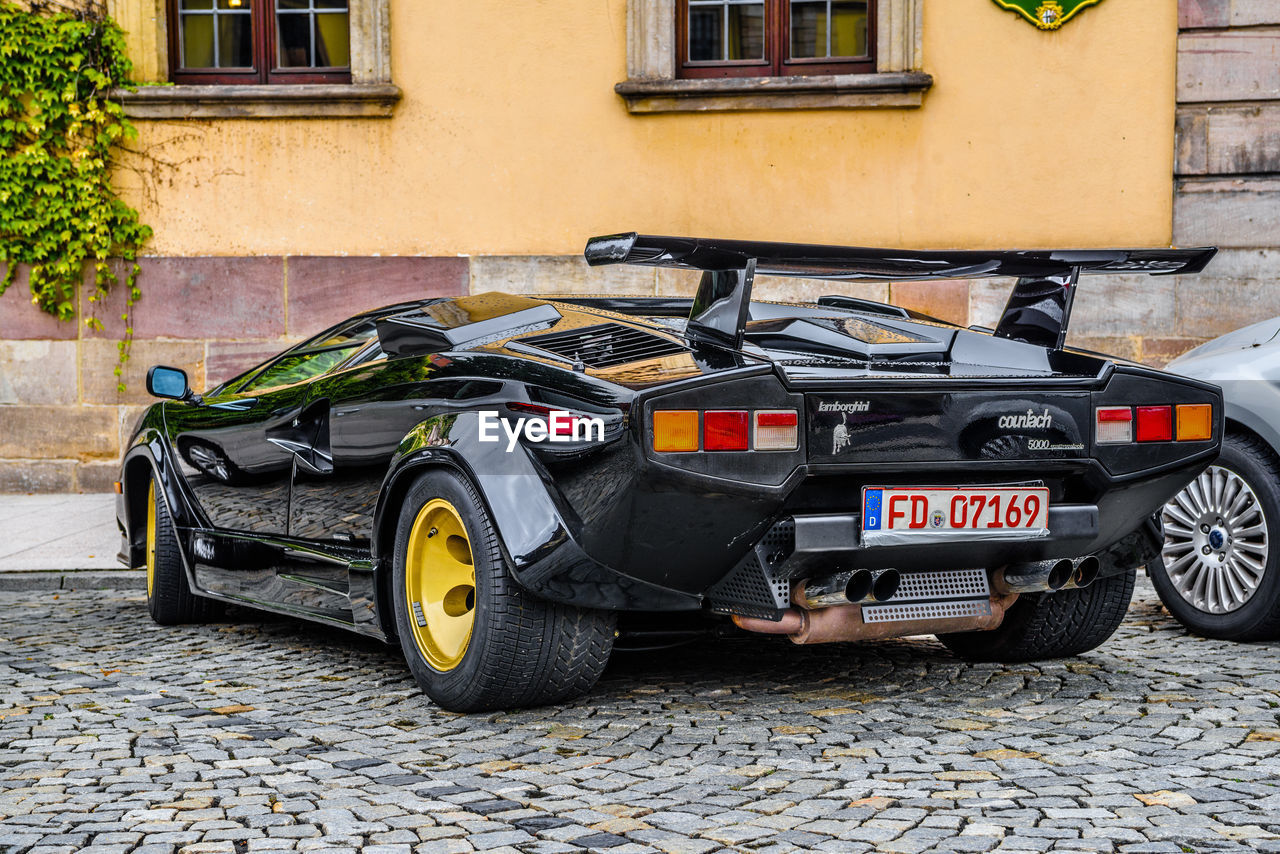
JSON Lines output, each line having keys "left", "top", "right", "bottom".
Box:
{"left": 146, "top": 365, "right": 194, "bottom": 401}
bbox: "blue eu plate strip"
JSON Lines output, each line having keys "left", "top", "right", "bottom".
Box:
{"left": 863, "top": 489, "right": 882, "bottom": 530}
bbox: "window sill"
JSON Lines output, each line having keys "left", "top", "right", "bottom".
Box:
{"left": 114, "top": 84, "right": 402, "bottom": 119}
{"left": 614, "top": 71, "right": 933, "bottom": 113}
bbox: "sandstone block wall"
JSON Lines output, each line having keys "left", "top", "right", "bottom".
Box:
{"left": 1175, "top": 0, "right": 1280, "bottom": 344}
{"left": 0, "top": 257, "right": 467, "bottom": 492}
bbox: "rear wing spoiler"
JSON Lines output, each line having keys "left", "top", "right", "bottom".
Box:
{"left": 584, "top": 233, "right": 1216, "bottom": 350}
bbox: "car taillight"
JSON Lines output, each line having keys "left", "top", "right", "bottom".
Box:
{"left": 1095, "top": 407, "right": 1133, "bottom": 444}
{"left": 754, "top": 410, "right": 799, "bottom": 451}
{"left": 506, "top": 402, "right": 587, "bottom": 438}
{"left": 651, "top": 408, "right": 799, "bottom": 452}
{"left": 1136, "top": 405, "right": 1173, "bottom": 442}
{"left": 1176, "top": 403, "right": 1213, "bottom": 441}
{"left": 704, "top": 410, "right": 749, "bottom": 451}
{"left": 1095, "top": 403, "right": 1212, "bottom": 444}
{"left": 653, "top": 410, "right": 699, "bottom": 452}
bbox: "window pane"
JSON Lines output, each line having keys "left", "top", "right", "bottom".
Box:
{"left": 727, "top": 3, "right": 764, "bottom": 60}
{"left": 180, "top": 0, "right": 213, "bottom": 9}
{"left": 790, "top": 1, "right": 826, "bottom": 58}
{"left": 315, "top": 13, "right": 350, "bottom": 67}
{"left": 315, "top": 0, "right": 348, "bottom": 8}
{"left": 791, "top": 0, "right": 868, "bottom": 59}
{"left": 217, "top": 13, "right": 253, "bottom": 67}
{"left": 688, "top": 5, "right": 723, "bottom": 61}
{"left": 217, "top": 0, "right": 249, "bottom": 8}
{"left": 180, "top": 14, "right": 215, "bottom": 67}
{"left": 830, "top": 1, "right": 868, "bottom": 57}
{"left": 276, "top": 0, "right": 308, "bottom": 8}
{"left": 276, "top": 11, "right": 312, "bottom": 66}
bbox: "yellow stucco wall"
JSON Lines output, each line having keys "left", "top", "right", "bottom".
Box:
{"left": 115, "top": 0, "right": 1178, "bottom": 257}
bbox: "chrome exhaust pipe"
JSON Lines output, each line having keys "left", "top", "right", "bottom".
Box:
{"left": 797, "top": 569, "right": 872, "bottom": 609}
{"left": 993, "top": 556, "right": 1100, "bottom": 595}
{"left": 1061, "top": 555, "right": 1100, "bottom": 590}
{"left": 992, "top": 559, "right": 1074, "bottom": 595}
{"left": 795, "top": 568, "right": 900, "bottom": 609}
{"left": 872, "top": 568, "right": 901, "bottom": 602}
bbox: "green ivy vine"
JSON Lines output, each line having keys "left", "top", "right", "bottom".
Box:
{"left": 0, "top": 1, "right": 151, "bottom": 387}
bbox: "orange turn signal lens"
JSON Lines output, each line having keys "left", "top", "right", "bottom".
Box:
{"left": 653, "top": 410, "right": 699, "bottom": 452}
{"left": 1176, "top": 404, "right": 1213, "bottom": 441}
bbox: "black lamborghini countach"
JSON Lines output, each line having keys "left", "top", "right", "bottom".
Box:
{"left": 117, "top": 234, "right": 1222, "bottom": 711}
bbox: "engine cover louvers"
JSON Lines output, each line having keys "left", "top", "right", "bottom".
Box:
{"left": 520, "top": 323, "right": 687, "bottom": 369}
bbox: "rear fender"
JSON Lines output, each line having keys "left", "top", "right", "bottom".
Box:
{"left": 375, "top": 410, "right": 564, "bottom": 571}
{"left": 375, "top": 410, "right": 698, "bottom": 621}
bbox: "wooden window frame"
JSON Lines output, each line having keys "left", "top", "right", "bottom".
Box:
{"left": 677, "top": 0, "right": 876, "bottom": 79}
{"left": 167, "top": 0, "right": 353, "bottom": 85}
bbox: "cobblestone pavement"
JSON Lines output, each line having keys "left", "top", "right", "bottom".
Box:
{"left": 2, "top": 578, "right": 1279, "bottom": 854}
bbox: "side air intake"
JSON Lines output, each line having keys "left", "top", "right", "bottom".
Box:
{"left": 520, "top": 323, "right": 687, "bottom": 369}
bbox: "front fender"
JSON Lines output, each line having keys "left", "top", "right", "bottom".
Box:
{"left": 118, "top": 406, "right": 201, "bottom": 574}
{"left": 374, "top": 410, "right": 699, "bottom": 611}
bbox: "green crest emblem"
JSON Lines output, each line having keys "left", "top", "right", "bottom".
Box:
{"left": 992, "top": 0, "right": 1103, "bottom": 30}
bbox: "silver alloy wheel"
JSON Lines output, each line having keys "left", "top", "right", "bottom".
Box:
{"left": 1162, "top": 464, "right": 1269, "bottom": 614}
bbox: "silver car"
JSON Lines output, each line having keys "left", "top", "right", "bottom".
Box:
{"left": 1157, "top": 318, "right": 1280, "bottom": 640}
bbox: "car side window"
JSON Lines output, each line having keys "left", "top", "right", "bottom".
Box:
{"left": 237, "top": 345, "right": 365, "bottom": 394}
{"left": 227, "top": 318, "right": 383, "bottom": 395}
{"left": 295, "top": 319, "right": 379, "bottom": 351}
{"left": 344, "top": 339, "right": 387, "bottom": 370}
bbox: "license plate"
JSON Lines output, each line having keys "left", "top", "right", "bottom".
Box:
{"left": 861, "top": 485, "right": 1050, "bottom": 546}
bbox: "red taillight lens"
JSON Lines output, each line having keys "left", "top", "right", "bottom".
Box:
{"left": 704, "top": 410, "right": 749, "bottom": 451}
{"left": 1136, "top": 405, "right": 1173, "bottom": 442}
{"left": 1095, "top": 406, "right": 1133, "bottom": 444}
{"left": 754, "top": 409, "right": 799, "bottom": 451}
{"left": 507, "top": 402, "right": 552, "bottom": 416}
{"left": 507, "top": 402, "right": 579, "bottom": 437}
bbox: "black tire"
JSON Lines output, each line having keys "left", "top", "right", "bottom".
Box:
{"left": 1151, "top": 432, "right": 1280, "bottom": 641}
{"left": 146, "top": 477, "right": 219, "bottom": 625}
{"left": 938, "top": 568, "right": 1135, "bottom": 662}
{"left": 392, "top": 469, "right": 616, "bottom": 712}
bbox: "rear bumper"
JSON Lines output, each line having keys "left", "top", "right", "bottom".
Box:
{"left": 780, "top": 503, "right": 1099, "bottom": 576}
{"left": 514, "top": 442, "right": 1203, "bottom": 613}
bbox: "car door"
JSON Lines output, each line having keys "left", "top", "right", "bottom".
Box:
{"left": 288, "top": 352, "right": 506, "bottom": 631}
{"left": 164, "top": 320, "right": 382, "bottom": 607}
{"left": 164, "top": 383, "right": 307, "bottom": 536}
{"left": 288, "top": 350, "right": 457, "bottom": 546}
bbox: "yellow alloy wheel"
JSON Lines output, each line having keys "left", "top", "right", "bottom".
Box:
{"left": 146, "top": 481, "right": 157, "bottom": 598}
{"left": 404, "top": 498, "right": 477, "bottom": 671}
